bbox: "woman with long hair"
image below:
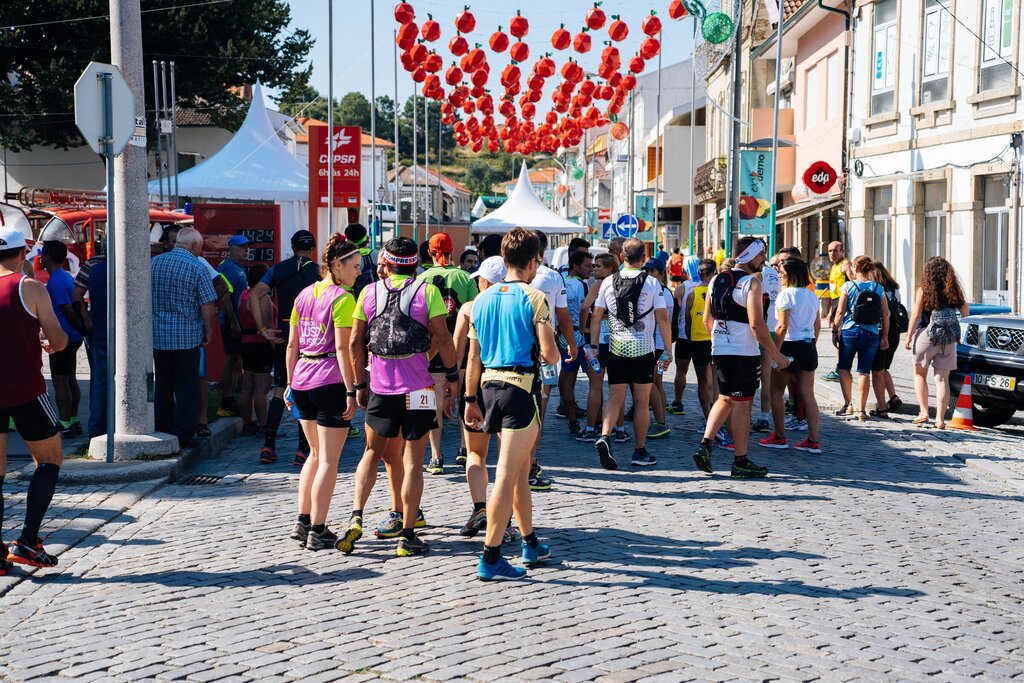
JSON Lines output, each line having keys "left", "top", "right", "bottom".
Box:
{"left": 905, "top": 256, "right": 969, "bottom": 429}
{"left": 285, "top": 233, "right": 362, "bottom": 550}
{"left": 833, "top": 256, "right": 890, "bottom": 420}
{"left": 869, "top": 260, "right": 903, "bottom": 417}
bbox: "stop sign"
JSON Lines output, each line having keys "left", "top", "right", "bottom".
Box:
{"left": 803, "top": 161, "right": 838, "bottom": 196}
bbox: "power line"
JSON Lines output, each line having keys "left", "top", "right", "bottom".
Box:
{"left": 935, "top": 0, "right": 1024, "bottom": 82}
{"left": 3, "top": 0, "right": 235, "bottom": 30}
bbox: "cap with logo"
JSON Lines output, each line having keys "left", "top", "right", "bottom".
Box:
{"left": 291, "top": 230, "right": 316, "bottom": 250}
{"left": 642, "top": 258, "right": 664, "bottom": 272}
{"left": 0, "top": 227, "right": 28, "bottom": 251}
{"left": 227, "top": 235, "right": 250, "bottom": 247}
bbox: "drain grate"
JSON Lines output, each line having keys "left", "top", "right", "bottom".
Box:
{"left": 177, "top": 474, "right": 224, "bottom": 486}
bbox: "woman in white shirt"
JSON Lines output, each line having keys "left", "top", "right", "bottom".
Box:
{"left": 760, "top": 258, "right": 822, "bottom": 454}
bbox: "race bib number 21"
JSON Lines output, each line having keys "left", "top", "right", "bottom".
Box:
{"left": 406, "top": 388, "right": 437, "bottom": 411}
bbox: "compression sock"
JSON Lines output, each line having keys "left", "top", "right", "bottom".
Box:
{"left": 297, "top": 425, "right": 310, "bottom": 455}
{"left": 264, "top": 397, "right": 284, "bottom": 448}
{"left": 401, "top": 528, "right": 415, "bottom": 541}
{"left": 297, "top": 514, "right": 311, "bottom": 525}
{"left": 483, "top": 545, "right": 501, "bottom": 564}
{"left": 310, "top": 524, "right": 326, "bottom": 534}
{"left": 473, "top": 502, "right": 486, "bottom": 513}
{"left": 21, "top": 464, "right": 59, "bottom": 545}
{"left": 523, "top": 532, "right": 539, "bottom": 549}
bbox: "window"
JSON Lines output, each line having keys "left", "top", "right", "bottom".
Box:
{"left": 805, "top": 65, "right": 818, "bottom": 129}
{"left": 871, "top": 0, "right": 898, "bottom": 115}
{"left": 870, "top": 186, "right": 893, "bottom": 265}
{"left": 981, "top": 175, "right": 1010, "bottom": 303}
{"left": 921, "top": 0, "right": 951, "bottom": 103}
{"left": 826, "top": 53, "right": 840, "bottom": 120}
{"left": 922, "top": 181, "right": 946, "bottom": 260}
{"left": 980, "top": 0, "right": 1014, "bottom": 92}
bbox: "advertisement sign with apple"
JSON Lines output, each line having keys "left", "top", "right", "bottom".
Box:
{"left": 634, "top": 194, "right": 655, "bottom": 223}
{"left": 738, "top": 150, "right": 774, "bottom": 233}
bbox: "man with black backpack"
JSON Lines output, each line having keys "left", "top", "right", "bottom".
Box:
{"left": 692, "top": 237, "right": 790, "bottom": 479}
{"left": 344, "top": 223, "right": 379, "bottom": 297}
{"left": 417, "top": 232, "right": 478, "bottom": 475}
{"left": 589, "top": 238, "right": 672, "bottom": 469}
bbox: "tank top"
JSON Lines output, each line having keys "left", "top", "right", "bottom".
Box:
{"left": 291, "top": 282, "right": 353, "bottom": 390}
{"left": 688, "top": 284, "right": 710, "bottom": 342}
{"left": 0, "top": 273, "right": 46, "bottom": 408}
{"left": 829, "top": 259, "right": 848, "bottom": 299}
{"left": 239, "top": 289, "right": 276, "bottom": 345}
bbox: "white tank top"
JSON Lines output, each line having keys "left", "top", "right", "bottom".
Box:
{"left": 710, "top": 273, "right": 760, "bottom": 357}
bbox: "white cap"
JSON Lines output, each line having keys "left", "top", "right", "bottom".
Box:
{"left": 475, "top": 256, "right": 507, "bottom": 285}
{"left": 0, "top": 227, "right": 27, "bottom": 251}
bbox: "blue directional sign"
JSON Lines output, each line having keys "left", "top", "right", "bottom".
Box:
{"left": 601, "top": 221, "right": 615, "bottom": 239}
{"left": 615, "top": 214, "right": 639, "bottom": 238}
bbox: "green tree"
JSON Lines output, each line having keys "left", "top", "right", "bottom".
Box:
{"left": 277, "top": 83, "right": 328, "bottom": 122}
{"left": 397, "top": 96, "right": 455, "bottom": 165}
{"left": 336, "top": 92, "right": 371, "bottom": 129}
{"left": 463, "top": 159, "right": 494, "bottom": 199}
{"left": 0, "top": 0, "right": 312, "bottom": 150}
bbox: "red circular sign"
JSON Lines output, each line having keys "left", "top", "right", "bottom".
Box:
{"left": 803, "top": 161, "right": 838, "bottom": 195}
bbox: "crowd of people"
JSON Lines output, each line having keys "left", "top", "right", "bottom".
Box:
{"left": 0, "top": 218, "right": 975, "bottom": 580}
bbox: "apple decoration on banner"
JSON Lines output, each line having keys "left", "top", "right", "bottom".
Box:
{"left": 668, "top": 0, "right": 689, "bottom": 19}
{"left": 642, "top": 11, "right": 662, "bottom": 36}
{"left": 573, "top": 29, "right": 592, "bottom": 53}
{"left": 551, "top": 24, "right": 571, "bottom": 50}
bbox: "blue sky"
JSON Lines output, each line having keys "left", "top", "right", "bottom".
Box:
{"left": 278, "top": 0, "right": 696, "bottom": 106}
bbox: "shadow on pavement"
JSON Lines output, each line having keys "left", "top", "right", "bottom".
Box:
{"left": 30, "top": 563, "right": 379, "bottom": 588}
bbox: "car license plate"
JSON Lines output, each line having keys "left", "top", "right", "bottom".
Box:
{"left": 972, "top": 373, "right": 1017, "bottom": 391}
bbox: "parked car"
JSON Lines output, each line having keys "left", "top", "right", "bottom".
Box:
{"left": 953, "top": 313, "right": 1024, "bottom": 427}
{"left": 367, "top": 202, "right": 397, "bottom": 223}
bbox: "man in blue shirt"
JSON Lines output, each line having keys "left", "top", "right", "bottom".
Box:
{"left": 40, "top": 241, "right": 86, "bottom": 436}
{"left": 73, "top": 251, "right": 107, "bottom": 440}
{"left": 216, "top": 235, "right": 249, "bottom": 416}
{"left": 151, "top": 227, "right": 217, "bottom": 448}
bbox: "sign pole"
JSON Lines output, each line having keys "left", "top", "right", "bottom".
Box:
{"left": 327, "top": 0, "right": 334, "bottom": 242}
{"left": 151, "top": 61, "right": 163, "bottom": 203}
{"left": 768, "top": 0, "right": 785, "bottom": 257}
{"left": 101, "top": 72, "right": 116, "bottom": 465}
{"left": 727, "top": 0, "right": 744, "bottom": 255}
{"left": 654, "top": 27, "right": 662, "bottom": 255}
{"left": 369, "top": 0, "right": 377, "bottom": 250}
{"left": 688, "top": 21, "right": 697, "bottom": 256}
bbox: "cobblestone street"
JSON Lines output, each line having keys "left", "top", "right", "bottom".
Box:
{"left": 1, "top": 377, "right": 1023, "bottom": 682}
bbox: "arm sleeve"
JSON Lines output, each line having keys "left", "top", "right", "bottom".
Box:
{"left": 331, "top": 292, "right": 357, "bottom": 329}
{"left": 528, "top": 290, "right": 552, "bottom": 326}
{"left": 554, "top": 281, "right": 567, "bottom": 309}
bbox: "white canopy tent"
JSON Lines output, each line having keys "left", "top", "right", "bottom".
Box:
{"left": 472, "top": 163, "right": 583, "bottom": 235}
{"left": 147, "top": 83, "right": 321, "bottom": 251}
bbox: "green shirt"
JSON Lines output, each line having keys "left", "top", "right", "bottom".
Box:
{"left": 417, "top": 264, "right": 478, "bottom": 308}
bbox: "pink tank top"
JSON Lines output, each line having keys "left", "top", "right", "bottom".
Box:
{"left": 291, "top": 281, "right": 352, "bottom": 390}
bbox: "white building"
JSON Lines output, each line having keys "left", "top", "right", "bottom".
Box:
{"left": 847, "top": 0, "right": 1023, "bottom": 310}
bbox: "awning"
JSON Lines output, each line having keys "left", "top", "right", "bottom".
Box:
{"left": 775, "top": 198, "right": 842, "bottom": 221}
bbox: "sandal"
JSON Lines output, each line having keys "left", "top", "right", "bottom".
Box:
{"left": 856, "top": 411, "right": 869, "bottom": 421}
{"left": 887, "top": 396, "right": 903, "bottom": 412}
{"left": 833, "top": 404, "right": 852, "bottom": 417}
{"left": 869, "top": 409, "right": 890, "bottom": 419}
{"left": 912, "top": 415, "right": 930, "bottom": 426}
{"left": 197, "top": 423, "right": 212, "bottom": 438}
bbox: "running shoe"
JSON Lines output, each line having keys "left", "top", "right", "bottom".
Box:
{"left": 568, "top": 419, "right": 581, "bottom": 437}
{"left": 785, "top": 398, "right": 795, "bottom": 415}
{"left": 348, "top": 426, "right": 361, "bottom": 438}
{"left": 335, "top": 517, "right": 363, "bottom": 555}
{"left": 455, "top": 448, "right": 468, "bottom": 467}
{"left": 290, "top": 521, "right": 310, "bottom": 543}
{"left": 693, "top": 440, "right": 713, "bottom": 474}
{"left": 426, "top": 455, "right": 444, "bottom": 475}
{"left": 752, "top": 418, "right": 771, "bottom": 433}
{"left": 529, "top": 463, "right": 552, "bottom": 491}
{"left": 259, "top": 447, "right": 276, "bottom": 464}
{"left": 216, "top": 407, "right": 236, "bottom": 418}
{"left": 305, "top": 526, "right": 339, "bottom": 551}
{"left": 396, "top": 533, "right": 429, "bottom": 557}
{"left": 758, "top": 432, "right": 789, "bottom": 449}
{"left": 730, "top": 457, "right": 769, "bottom": 479}
{"left": 716, "top": 428, "right": 734, "bottom": 451}
{"left": 794, "top": 439, "right": 823, "bottom": 454}
{"left": 502, "top": 525, "right": 521, "bottom": 545}
{"left": 6, "top": 540, "right": 57, "bottom": 568}
{"left": 293, "top": 451, "right": 309, "bottom": 467}
{"left": 595, "top": 435, "right": 618, "bottom": 470}
{"left": 375, "top": 511, "right": 404, "bottom": 538}
{"left": 554, "top": 403, "right": 569, "bottom": 419}
{"left": 416, "top": 509, "right": 427, "bottom": 529}
{"left": 823, "top": 370, "right": 840, "bottom": 382}
{"left": 612, "top": 427, "right": 631, "bottom": 443}
{"left": 59, "top": 424, "right": 75, "bottom": 438}
{"left": 478, "top": 555, "right": 527, "bottom": 581}
{"left": 575, "top": 403, "right": 588, "bottom": 418}
{"left": 575, "top": 426, "right": 599, "bottom": 443}
{"left": 784, "top": 416, "right": 808, "bottom": 432}
{"left": 668, "top": 400, "right": 686, "bottom": 415}
{"left": 646, "top": 421, "right": 670, "bottom": 439}
{"left": 522, "top": 541, "right": 552, "bottom": 566}
{"left": 197, "top": 423, "right": 212, "bottom": 438}
{"left": 459, "top": 508, "right": 487, "bottom": 537}
{"left": 631, "top": 448, "right": 657, "bottom": 467}
{"left": 0, "top": 542, "right": 11, "bottom": 576}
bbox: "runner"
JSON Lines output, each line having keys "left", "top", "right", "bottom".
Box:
{"left": 666, "top": 248, "right": 684, "bottom": 284}
{"left": 285, "top": 234, "right": 361, "bottom": 550}
{"left": 342, "top": 237, "right": 459, "bottom": 558}
{"left": 669, "top": 255, "right": 701, "bottom": 415}
{"left": 680, "top": 259, "right": 718, "bottom": 426}
{"left": 823, "top": 241, "right": 853, "bottom": 382}
{"left": 0, "top": 227, "right": 69, "bottom": 571}
{"left": 556, "top": 249, "right": 593, "bottom": 435}
{"left": 248, "top": 230, "right": 319, "bottom": 466}
{"left": 590, "top": 238, "right": 672, "bottom": 469}
{"left": 216, "top": 235, "right": 250, "bottom": 417}
{"left": 642, "top": 258, "right": 673, "bottom": 440}
{"left": 344, "top": 223, "right": 380, "bottom": 296}
{"left": 692, "top": 237, "right": 789, "bottom": 478}
{"left": 417, "top": 232, "right": 478, "bottom": 475}
{"left": 464, "top": 228, "right": 559, "bottom": 580}
{"left": 576, "top": 254, "right": 619, "bottom": 443}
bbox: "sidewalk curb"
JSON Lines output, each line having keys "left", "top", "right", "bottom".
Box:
{"left": 16, "top": 418, "right": 243, "bottom": 485}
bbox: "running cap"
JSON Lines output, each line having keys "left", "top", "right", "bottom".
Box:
{"left": 291, "top": 230, "right": 316, "bottom": 249}
{"left": 227, "top": 235, "right": 250, "bottom": 247}
{"left": 474, "top": 256, "right": 507, "bottom": 285}
{"left": 642, "top": 258, "right": 664, "bottom": 272}
{"left": 0, "top": 227, "right": 27, "bottom": 250}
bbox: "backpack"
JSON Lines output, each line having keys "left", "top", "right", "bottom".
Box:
{"left": 710, "top": 269, "right": 752, "bottom": 324}
{"left": 352, "top": 251, "right": 380, "bottom": 297}
{"left": 887, "top": 292, "right": 909, "bottom": 334}
{"left": 926, "top": 307, "right": 960, "bottom": 345}
{"left": 431, "top": 273, "right": 464, "bottom": 334}
{"left": 366, "top": 280, "right": 432, "bottom": 357}
{"left": 850, "top": 282, "right": 883, "bottom": 325}
{"left": 610, "top": 271, "right": 653, "bottom": 328}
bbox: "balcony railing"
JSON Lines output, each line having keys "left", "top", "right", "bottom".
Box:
{"left": 694, "top": 158, "right": 728, "bottom": 203}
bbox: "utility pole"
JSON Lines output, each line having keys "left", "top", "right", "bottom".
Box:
{"left": 369, "top": 0, "right": 377, "bottom": 249}
{"left": 654, "top": 27, "right": 663, "bottom": 255}
{"left": 99, "top": 0, "right": 176, "bottom": 458}
{"left": 327, "top": 0, "right": 334, "bottom": 241}
{"left": 726, "top": 0, "right": 745, "bottom": 254}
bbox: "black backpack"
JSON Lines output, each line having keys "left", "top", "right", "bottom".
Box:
{"left": 710, "top": 269, "right": 753, "bottom": 323}
{"left": 366, "top": 280, "right": 431, "bottom": 357}
{"left": 610, "top": 271, "right": 653, "bottom": 328}
{"left": 352, "top": 251, "right": 380, "bottom": 297}
{"left": 431, "top": 273, "right": 464, "bottom": 334}
{"left": 887, "top": 291, "right": 909, "bottom": 334}
{"left": 850, "top": 282, "right": 883, "bottom": 325}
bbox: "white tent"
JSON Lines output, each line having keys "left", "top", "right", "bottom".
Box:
{"left": 472, "top": 163, "right": 583, "bottom": 235}
{"left": 148, "top": 83, "right": 310, "bottom": 248}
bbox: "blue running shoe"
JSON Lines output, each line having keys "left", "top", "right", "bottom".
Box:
{"left": 375, "top": 511, "right": 403, "bottom": 538}
{"left": 522, "top": 541, "right": 552, "bottom": 566}
{"left": 478, "top": 555, "right": 527, "bottom": 581}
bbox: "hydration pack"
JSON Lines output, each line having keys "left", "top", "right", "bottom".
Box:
{"left": 610, "top": 271, "right": 653, "bottom": 328}
{"left": 352, "top": 251, "right": 380, "bottom": 297}
{"left": 366, "top": 280, "right": 431, "bottom": 357}
{"left": 926, "top": 307, "right": 960, "bottom": 345}
{"left": 710, "top": 269, "right": 765, "bottom": 324}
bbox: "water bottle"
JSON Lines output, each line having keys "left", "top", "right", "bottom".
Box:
{"left": 284, "top": 386, "right": 300, "bottom": 419}
{"left": 584, "top": 345, "right": 602, "bottom": 373}
{"left": 656, "top": 351, "right": 670, "bottom": 375}
{"left": 771, "top": 356, "right": 795, "bottom": 371}
{"left": 541, "top": 363, "right": 558, "bottom": 386}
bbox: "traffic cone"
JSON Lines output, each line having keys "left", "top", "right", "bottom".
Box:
{"left": 948, "top": 374, "right": 978, "bottom": 431}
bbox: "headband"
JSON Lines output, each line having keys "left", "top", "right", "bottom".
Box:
{"left": 382, "top": 249, "right": 420, "bottom": 267}
{"left": 736, "top": 239, "right": 766, "bottom": 265}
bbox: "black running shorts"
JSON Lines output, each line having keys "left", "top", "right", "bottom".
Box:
{"left": 220, "top": 323, "right": 242, "bottom": 355}
{"left": 48, "top": 339, "right": 82, "bottom": 375}
{"left": 690, "top": 340, "right": 712, "bottom": 368}
{"left": 712, "top": 354, "right": 761, "bottom": 400}
{"left": 480, "top": 380, "right": 538, "bottom": 434}
{"left": 674, "top": 338, "right": 692, "bottom": 361}
{"left": 291, "top": 383, "right": 351, "bottom": 429}
{"left": 365, "top": 390, "right": 438, "bottom": 441}
{"left": 779, "top": 340, "right": 818, "bottom": 374}
{"left": 0, "top": 394, "right": 61, "bottom": 442}
{"left": 606, "top": 352, "right": 656, "bottom": 386}
{"left": 272, "top": 342, "right": 288, "bottom": 387}
{"left": 241, "top": 344, "right": 274, "bottom": 374}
